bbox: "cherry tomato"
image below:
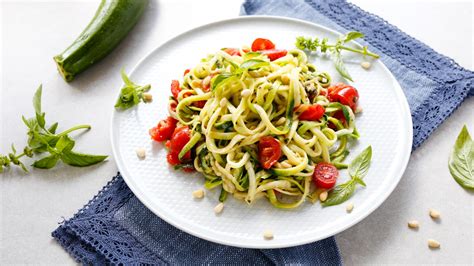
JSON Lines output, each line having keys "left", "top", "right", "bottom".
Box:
{"left": 261, "top": 49, "right": 287, "bottom": 61}
{"left": 298, "top": 104, "right": 325, "bottom": 121}
{"left": 223, "top": 48, "right": 241, "bottom": 56}
{"left": 313, "top": 162, "right": 339, "bottom": 189}
{"left": 149, "top": 116, "right": 178, "bottom": 142}
{"left": 258, "top": 136, "right": 282, "bottom": 169}
{"left": 251, "top": 38, "right": 275, "bottom": 51}
{"left": 193, "top": 100, "right": 206, "bottom": 108}
{"left": 182, "top": 165, "right": 195, "bottom": 172}
{"left": 328, "top": 83, "right": 359, "bottom": 110}
{"left": 328, "top": 110, "right": 347, "bottom": 130}
{"left": 170, "top": 80, "right": 181, "bottom": 99}
{"left": 183, "top": 69, "right": 190, "bottom": 76}
{"left": 170, "top": 126, "right": 191, "bottom": 161}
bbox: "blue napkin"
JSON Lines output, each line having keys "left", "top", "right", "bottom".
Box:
{"left": 53, "top": 0, "right": 473, "bottom": 264}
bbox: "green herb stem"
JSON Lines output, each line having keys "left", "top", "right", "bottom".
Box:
{"left": 57, "top": 125, "right": 91, "bottom": 136}
{"left": 338, "top": 46, "right": 379, "bottom": 58}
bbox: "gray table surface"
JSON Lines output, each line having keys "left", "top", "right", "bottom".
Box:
{"left": 1, "top": 0, "right": 473, "bottom": 264}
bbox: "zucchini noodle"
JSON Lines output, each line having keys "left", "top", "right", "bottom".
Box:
{"left": 167, "top": 46, "right": 360, "bottom": 209}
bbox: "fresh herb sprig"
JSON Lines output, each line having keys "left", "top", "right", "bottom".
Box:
{"left": 115, "top": 69, "right": 152, "bottom": 110}
{"left": 0, "top": 85, "right": 107, "bottom": 173}
{"left": 448, "top": 125, "right": 473, "bottom": 190}
{"left": 295, "top": 31, "right": 379, "bottom": 81}
{"left": 323, "top": 146, "right": 372, "bottom": 206}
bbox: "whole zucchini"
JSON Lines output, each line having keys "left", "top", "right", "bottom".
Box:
{"left": 54, "top": 0, "right": 148, "bottom": 82}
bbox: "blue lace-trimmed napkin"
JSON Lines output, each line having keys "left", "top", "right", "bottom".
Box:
{"left": 53, "top": 0, "right": 473, "bottom": 264}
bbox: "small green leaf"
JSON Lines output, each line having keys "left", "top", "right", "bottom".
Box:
{"left": 120, "top": 69, "right": 137, "bottom": 87}
{"left": 32, "top": 155, "right": 59, "bottom": 169}
{"left": 36, "top": 112, "right": 46, "bottom": 128}
{"left": 11, "top": 144, "right": 16, "bottom": 154}
{"left": 48, "top": 122, "right": 59, "bottom": 134}
{"left": 22, "top": 116, "right": 38, "bottom": 130}
{"left": 60, "top": 151, "right": 107, "bottom": 167}
{"left": 332, "top": 51, "right": 353, "bottom": 82}
{"left": 211, "top": 73, "right": 234, "bottom": 91}
{"left": 55, "top": 135, "right": 75, "bottom": 153}
{"left": 349, "top": 146, "right": 372, "bottom": 178}
{"left": 448, "top": 125, "right": 474, "bottom": 189}
{"left": 322, "top": 178, "right": 357, "bottom": 207}
{"left": 342, "top": 31, "right": 365, "bottom": 43}
{"left": 239, "top": 59, "right": 269, "bottom": 71}
{"left": 33, "top": 85, "right": 42, "bottom": 115}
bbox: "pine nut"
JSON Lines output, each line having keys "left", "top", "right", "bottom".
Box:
{"left": 346, "top": 203, "right": 354, "bottom": 213}
{"left": 429, "top": 209, "right": 440, "bottom": 219}
{"left": 214, "top": 203, "right": 224, "bottom": 214}
{"left": 263, "top": 230, "right": 274, "bottom": 240}
{"left": 241, "top": 89, "right": 251, "bottom": 97}
{"left": 428, "top": 239, "right": 440, "bottom": 249}
{"left": 192, "top": 189, "right": 205, "bottom": 199}
{"left": 135, "top": 148, "right": 146, "bottom": 159}
{"left": 408, "top": 220, "right": 419, "bottom": 229}
{"left": 142, "top": 92, "right": 153, "bottom": 103}
{"left": 202, "top": 76, "right": 211, "bottom": 88}
{"left": 319, "top": 191, "right": 328, "bottom": 202}
{"left": 355, "top": 106, "right": 363, "bottom": 114}
{"left": 361, "top": 61, "right": 371, "bottom": 69}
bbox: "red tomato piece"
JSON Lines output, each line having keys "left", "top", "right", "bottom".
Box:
{"left": 251, "top": 38, "right": 275, "bottom": 51}
{"left": 166, "top": 153, "right": 181, "bottom": 166}
{"left": 170, "top": 126, "right": 191, "bottom": 161}
{"left": 193, "top": 100, "right": 207, "bottom": 108}
{"left": 313, "top": 162, "right": 339, "bottom": 189}
{"left": 261, "top": 49, "right": 287, "bottom": 61}
{"left": 298, "top": 104, "right": 325, "bottom": 121}
{"left": 328, "top": 83, "right": 359, "bottom": 110}
{"left": 170, "top": 80, "right": 181, "bottom": 99}
{"left": 182, "top": 165, "right": 195, "bottom": 172}
{"left": 183, "top": 69, "right": 190, "bottom": 76}
{"left": 258, "top": 136, "right": 282, "bottom": 169}
{"left": 223, "top": 48, "right": 241, "bottom": 56}
{"left": 149, "top": 116, "right": 178, "bottom": 142}
{"left": 169, "top": 102, "right": 177, "bottom": 112}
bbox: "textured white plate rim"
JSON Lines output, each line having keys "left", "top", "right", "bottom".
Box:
{"left": 110, "top": 16, "right": 413, "bottom": 249}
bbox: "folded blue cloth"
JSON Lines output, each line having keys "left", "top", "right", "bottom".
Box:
{"left": 53, "top": 0, "right": 473, "bottom": 264}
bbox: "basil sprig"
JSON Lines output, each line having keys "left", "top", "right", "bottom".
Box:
{"left": 0, "top": 86, "right": 107, "bottom": 173}
{"left": 115, "top": 69, "right": 151, "bottom": 110}
{"left": 448, "top": 125, "right": 473, "bottom": 190}
{"left": 323, "top": 146, "right": 372, "bottom": 207}
{"left": 295, "top": 31, "right": 379, "bottom": 81}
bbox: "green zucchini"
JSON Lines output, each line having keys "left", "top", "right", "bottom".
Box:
{"left": 54, "top": 0, "right": 148, "bottom": 82}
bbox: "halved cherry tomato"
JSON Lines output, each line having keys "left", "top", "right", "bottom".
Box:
{"left": 149, "top": 116, "right": 178, "bottom": 142}
{"left": 223, "top": 48, "right": 241, "bottom": 56}
{"left": 251, "top": 38, "right": 275, "bottom": 51}
{"left": 328, "top": 110, "right": 347, "bottom": 130}
{"left": 169, "top": 126, "right": 191, "bottom": 161}
{"left": 193, "top": 100, "right": 206, "bottom": 108}
{"left": 313, "top": 162, "right": 339, "bottom": 189}
{"left": 258, "top": 136, "right": 282, "bottom": 169}
{"left": 169, "top": 101, "right": 177, "bottom": 112}
{"left": 182, "top": 165, "right": 195, "bottom": 172}
{"left": 328, "top": 83, "right": 359, "bottom": 110}
{"left": 261, "top": 49, "right": 287, "bottom": 61}
{"left": 298, "top": 104, "right": 325, "bottom": 121}
{"left": 183, "top": 69, "right": 190, "bottom": 76}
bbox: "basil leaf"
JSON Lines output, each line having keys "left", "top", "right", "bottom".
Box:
{"left": 120, "top": 69, "right": 137, "bottom": 87}
{"left": 48, "top": 122, "right": 59, "bottom": 134}
{"left": 332, "top": 51, "right": 353, "bottom": 82}
{"left": 33, "top": 85, "right": 42, "bottom": 115}
{"left": 60, "top": 151, "right": 107, "bottom": 167}
{"left": 448, "top": 125, "right": 474, "bottom": 189}
{"left": 239, "top": 59, "right": 269, "bottom": 71}
{"left": 115, "top": 70, "right": 151, "bottom": 110}
{"left": 211, "top": 73, "right": 233, "bottom": 91}
{"left": 342, "top": 31, "right": 364, "bottom": 43}
{"left": 36, "top": 112, "right": 46, "bottom": 128}
{"left": 322, "top": 178, "right": 357, "bottom": 207}
{"left": 55, "top": 135, "right": 75, "bottom": 153}
{"left": 32, "top": 155, "right": 59, "bottom": 169}
{"left": 22, "top": 116, "right": 38, "bottom": 130}
{"left": 349, "top": 146, "right": 372, "bottom": 178}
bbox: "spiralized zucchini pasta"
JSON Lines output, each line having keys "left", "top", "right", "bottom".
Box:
{"left": 149, "top": 38, "right": 361, "bottom": 209}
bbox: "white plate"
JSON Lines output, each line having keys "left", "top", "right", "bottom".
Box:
{"left": 111, "top": 16, "right": 412, "bottom": 249}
